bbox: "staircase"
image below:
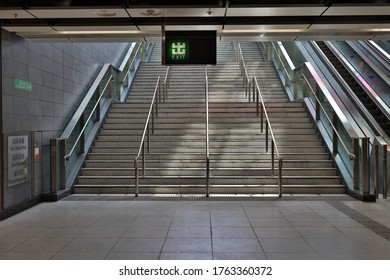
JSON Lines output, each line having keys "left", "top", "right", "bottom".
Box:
{"left": 316, "top": 41, "right": 390, "bottom": 136}
{"left": 74, "top": 61, "right": 167, "bottom": 193}
{"left": 74, "top": 42, "right": 345, "bottom": 195}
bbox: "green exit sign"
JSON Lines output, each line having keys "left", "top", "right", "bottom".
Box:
{"left": 163, "top": 31, "right": 216, "bottom": 65}
{"left": 168, "top": 39, "right": 190, "bottom": 62}
{"left": 15, "top": 79, "right": 32, "bottom": 92}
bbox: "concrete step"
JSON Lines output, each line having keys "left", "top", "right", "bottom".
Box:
{"left": 77, "top": 175, "right": 341, "bottom": 186}
{"left": 73, "top": 184, "right": 345, "bottom": 195}
{"left": 81, "top": 167, "right": 338, "bottom": 177}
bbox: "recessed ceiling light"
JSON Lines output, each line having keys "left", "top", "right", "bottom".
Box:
{"left": 141, "top": 10, "right": 162, "bottom": 16}
{"left": 94, "top": 10, "right": 117, "bottom": 17}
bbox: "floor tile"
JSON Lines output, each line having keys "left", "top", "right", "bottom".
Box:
{"left": 213, "top": 252, "right": 267, "bottom": 260}
{"left": 249, "top": 217, "right": 290, "bottom": 227}
{"left": 105, "top": 253, "right": 160, "bottom": 260}
{"left": 245, "top": 209, "right": 282, "bottom": 218}
{"left": 0, "top": 238, "right": 28, "bottom": 252}
{"left": 0, "top": 252, "right": 57, "bottom": 260}
{"left": 131, "top": 217, "right": 173, "bottom": 227}
{"left": 78, "top": 227, "right": 128, "bottom": 239}
{"left": 324, "top": 217, "right": 364, "bottom": 228}
{"left": 213, "top": 239, "right": 262, "bottom": 253}
{"left": 266, "top": 253, "right": 321, "bottom": 260}
{"left": 319, "top": 253, "right": 374, "bottom": 260}
{"left": 52, "top": 252, "right": 107, "bottom": 260}
{"left": 159, "top": 253, "right": 212, "bottom": 260}
{"left": 171, "top": 217, "right": 210, "bottom": 227}
{"left": 286, "top": 218, "right": 333, "bottom": 228}
{"left": 306, "top": 239, "right": 368, "bottom": 254}
{"left": 253, "top": 227, "right": 300, "bottom": 239}
{"left": 123, "top": 227, "right": 169, "bottom": 239}
{"left": 174, "top": 210, "right": 210, "bottom": 219}
{"left": 92, "top": 216, "right": 136, "bottom": 227}
{"left": 112, "top": 238, "right": 165, "bottom": 253}
{"left": 162, "top": 238, "right": 212, "bottom": 253}
{"left": 295, "top": 228, "right": 346, "bottom": 239}
{"left": 12, "top": 237, "right": 72, "bottom": 253}
{"left": 211, "top": 217, "right": 251, "bottom": 227}
{"left": 211, "top": 210, "right": 247, "bottom": 218}
{"left": 168, "top": 227, "right": 211, "bottom": 238}
{"left": 212, "top": 227, "right": 256, "bottom": 239}
{"left": 260, "top": 239, "right": 314, "bottom": 253}
{"left": 61, "top": 238, "right": 118, "bottom": 254}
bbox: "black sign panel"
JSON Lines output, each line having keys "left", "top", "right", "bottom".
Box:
{"left": 163, "top": 30, "right": 217, "bottom": 65}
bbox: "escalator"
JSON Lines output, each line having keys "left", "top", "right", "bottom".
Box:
{"left": 316, "top": 41, "right": 390, "bottom": 136}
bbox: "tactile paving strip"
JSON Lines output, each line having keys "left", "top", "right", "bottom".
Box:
{"left": 328, "top": 201, "right": 390, "bottom": 241}
{"left": 64, "top": 195, "right": 356, "bottom": 202}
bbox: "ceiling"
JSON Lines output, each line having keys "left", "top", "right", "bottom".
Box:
{"left": 0, "top": 1, "right": 389, "bottom": 42}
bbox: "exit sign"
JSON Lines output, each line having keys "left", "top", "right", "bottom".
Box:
{"left": 168, "top": 39, "right": 190, "bottom": 62}
{"left": 163, "top": 31, "right": 216, "bottom": 65}
{"left": 15, "top": 79, "right": 32, "bottom": 92}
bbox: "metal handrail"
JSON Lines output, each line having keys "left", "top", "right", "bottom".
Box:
{"left": 237, "top": 43, "right": 252, "bottom": 99}
{"left": 252, "top": 77, "right": 283, "bottom": 197}
{"left": 134, "top": 76, "right": 161, "bottom": 197}
{"left": 328, "top": 41, "right": 390, "bottom": 120}
{"left": 64, "top": 74, "right": 116, "bottom": 160}
{"left": 163, "top": 66, "right": 172, "bottom": 101}
{"left": 122, "top": 43, "right": 143, "bottom": 86}
{"left": 133, "top": 66, "right": 171, "bottom": 197}
{"left": 302, "top": 73, "right": 355, "bottom": 159}
{"left": 205, "top": 66, "right": 210, "bottom": 197}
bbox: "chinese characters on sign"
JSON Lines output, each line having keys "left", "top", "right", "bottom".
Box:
{"left": 8, "top": 135, "right": 29, "bottom": 186}
{"left": 15, "top": 79, "right": 32, "bottom": 92}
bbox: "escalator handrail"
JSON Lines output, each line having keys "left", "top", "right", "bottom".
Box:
{"left": 327, "top": 41, "right": 390, "bottom": 120}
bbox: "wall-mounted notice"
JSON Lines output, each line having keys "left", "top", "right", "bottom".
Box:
{"left": 8, "top": 135, "right": 29, "bottom": 186}
{"left": 15, "top": 79, "right": 32, "bottom": 92}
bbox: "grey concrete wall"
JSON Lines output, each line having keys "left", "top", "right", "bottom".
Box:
{"left": 1, "top": 29, "right": 129, "bottom": 209}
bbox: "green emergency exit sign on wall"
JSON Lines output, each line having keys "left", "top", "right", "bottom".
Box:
{"left": 15, "top": 79, "right": 32, "bottom": 92}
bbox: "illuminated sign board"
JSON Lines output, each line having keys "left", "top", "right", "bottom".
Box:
{"left": 163, "top": 31, "right": 216, "bottom": 65}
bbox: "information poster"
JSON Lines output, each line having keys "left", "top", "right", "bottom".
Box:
{"left": 8, "top": 135, "right": 29, "bottom": 186}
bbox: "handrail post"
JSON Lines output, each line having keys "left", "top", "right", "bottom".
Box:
{"left": 79, "top": 114, "right": 85, "bottom": 155}
{"left": 206, "top": 159, "right": 210, "bottom": 197}
{"left": 50, "top": 139, "right": 59, "bottom": 193}
{"left": 95, "top": 88, "right": 101, "bottom": 122}
{"left": 353, "top": 138, "right": 360, "bottom": 191}
{"left": 315, "top": 85, "right": 321, "bottom": 121}
{"left": 142, "top": 141, "right": 146, "bottom": 176}
{"left": 60, "top": 140, "right": 66, "bottom": 190}
{"left": 255, "top": 80, "right": 259, "bottom": 116}
{"left": 384, "top": 146, "right": 388, "bottom": 199}
{"left": 134, "top": 159, "right": 139, "bottom": 197}
{"left": 265, "top": 121, "right": 269, "bottom": 153}
{"left": 278, "top": 158, "right": 283, "bottom": 197}
{"left": 260, "top": 100, "right": 264, "bottom": 133}
{"left": 147, "top": 123, "right": 150, "bottom": 153}
{"left": 362, "top": 138, "right": 369, "bottom": 195}
{"left": 152, "top": 105, "right": 155, "bottom": 133}
{"left": 271, "top": 141, "right": 275, "bottom": 176}
{"left": 332, "top": 112, "right": 338, "bottom": 155}
{"left": 375, "top": 144, "right": 379, "bottom": 199}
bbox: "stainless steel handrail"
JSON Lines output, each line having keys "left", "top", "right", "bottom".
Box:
{"left": 302, "top": 62, "right": 358, "bottom": 158}
{"left": 311, "top": 41, "right": 389, "bottom": 142}
{"left": 163, "top": 66, "right": 172, "bottom": 101}
{"left": 64, "top": 74, "right": 115, "bottom": 160}
{"left": 237, "top": 43, "right": 252, "bottom": 99}
{"left": 122, "top": 43, "right": 143, "bottom": 86}
{"left": 205, "top": 66, "right": 210, "bottom": 197}
{"left": 328, "top": 41, "right": 390, "bottom": 120}
{"left": 252, "top": 76, "right": 283, "bottom": 197}
{"left": 133, "top": 66, "right": 171, "bottom": 197}
{"left": 134, "top": 76, "right": 161, "bottom": 197}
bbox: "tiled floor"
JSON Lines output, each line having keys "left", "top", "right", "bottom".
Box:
{"left": 1, "top": 195, "right": 390, "bottom": 260}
